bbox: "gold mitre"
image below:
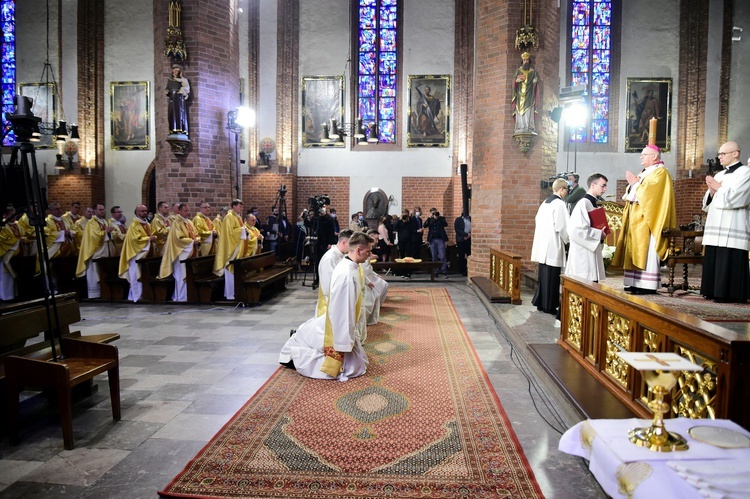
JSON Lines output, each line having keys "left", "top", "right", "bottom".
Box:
{"left": 521, "top": 52, "right": 531, "bottom": 60}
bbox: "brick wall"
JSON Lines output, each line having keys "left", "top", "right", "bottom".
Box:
{"left": 241, "top": 171, "right": 296, "bottom": 220}
{"left": 471, "top": 0, "right": 561, "bottom": 275}
{"left": 402, "top": 177, "right": 456, "bottom": 239}
{"left": 47, "top": 174, "right": 106, "bottom": 209}
{"left": 153, "top": 0, "right": 239, "bottom": 209}
{"left": 675, "top": 168, "right": 707, "bottom": 227}
{"left": 296, "top": 177, "right": 350, "bottom": 221}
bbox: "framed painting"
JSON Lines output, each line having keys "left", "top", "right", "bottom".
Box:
{"left": 301, "top": 75, "right": 344, "bottom": 148}
{"left": 18, "top": 82, "right": 56, "bottom": 149}
{"left": 110, "top": 81, "right": 150, "bottom": 150}
{"left": 407, "top": 75, "right": 450, "bottom": 147}
{"left": 625, "top": 78, "right": 672, "bottom": 153}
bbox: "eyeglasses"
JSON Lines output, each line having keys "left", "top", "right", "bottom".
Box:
{"left": 593, "top": 183, "right": 607, "bottom": 188}
{"left": 718, "top": 151, "right": 738, "bottom": 156}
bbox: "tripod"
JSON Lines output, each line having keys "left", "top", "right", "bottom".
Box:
{"left": 8, "top": 141, "right": 65, "bottom": 361}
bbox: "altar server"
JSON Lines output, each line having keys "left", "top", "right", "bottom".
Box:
{"left": 565, "top": 173, "right": 608, "bottom": 283}
{"left": 278, "top": 232, "right": 374, "bottom": 381}
{"left": 530, "top": 179, "right": 569, "bottom": 315}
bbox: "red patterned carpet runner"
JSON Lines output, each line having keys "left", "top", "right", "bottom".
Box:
{"left": 159, "top": 288, "right": 544, "bottom": 498}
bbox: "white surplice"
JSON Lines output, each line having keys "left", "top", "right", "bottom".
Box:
{"left": 279, "top": 257, "right": 368, "bottom": 381}
{"left": 362, "top": 259, "right": 388, "bottom": 326}
{"left": 565, "top": 195, "right": 606, "bottom": 282}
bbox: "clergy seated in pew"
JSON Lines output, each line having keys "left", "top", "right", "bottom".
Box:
{"left": 233, "top": 251, "right": 293, "bottom": 305}
{"left": 0, "top": 293, "right": 120, "bottom": 449}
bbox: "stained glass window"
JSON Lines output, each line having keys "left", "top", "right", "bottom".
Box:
{"left": 570, "top": 0, "right": 611, "bottom": 143}
{"left": 358, "top": 0, "right": 397, "bottom": 144}
{"left": 1, "top": 0, "right": 15, "bottom": 146}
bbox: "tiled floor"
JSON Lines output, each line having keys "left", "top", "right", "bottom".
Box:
{"left": 0, "top": 276, "right": 605, "bottom": 498}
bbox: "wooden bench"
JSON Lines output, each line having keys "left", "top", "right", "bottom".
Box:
{"left": 473, "top": 247, "right": 522, "bottom": 305}
{"left": 235, "top": 251, "right": 293, "bottom": 305}
{"left": 0, "top": 293, "right": 120, "bottom": 449}
{"left": 662, "top": 228, "right": 703, "bottom": 296}
{"left": 185, "top": 255, "right": 223, "bottom": 303}
{"left": 93, "top": 255, "right": 129, "bottom": 301}
{"left": 137, "top": 256, "right": 173, "bottom": 303}
{"left": 8, "top": 255, "right": 42, "bottom": 301}
{"left": 371, "top": 260, "right": 443, "bottom": 281}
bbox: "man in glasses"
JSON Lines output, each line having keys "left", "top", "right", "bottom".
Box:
{"left": 612, "top": 145, "right": 676, "bottom": 295}
{"left": 565, "top": 173, "right": 609, "bottom": 283}
{"left": 701, "top": 141, "right": 750, "bottom": 303}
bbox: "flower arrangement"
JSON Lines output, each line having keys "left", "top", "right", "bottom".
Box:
{"left": 602, "top": 244, "right": 616, "bottom": 267}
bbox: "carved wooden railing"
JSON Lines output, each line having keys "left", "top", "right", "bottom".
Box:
{"left": 559, "top": 275, "right": 750, "bottom": 430}
{"left": 489, "top": 247, "right": 522, "bottom": 305}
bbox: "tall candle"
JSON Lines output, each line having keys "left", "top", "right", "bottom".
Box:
{"left": 648, "top": 117, "right": 657, "bottom": 145}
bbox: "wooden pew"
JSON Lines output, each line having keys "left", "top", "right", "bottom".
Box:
{"left": 471, "top": 247, "right": 522, "bottom": 304}
{"left": 8, "top": 255, "right": 42, "bottom": 301}
{"left": 137, "top": 256, "right": 173, "bottom": 303}
{"left": 0, "top": 293, "right": 120, "bottom": 449}
{"left": 185, "top": 255, "right": 223, "bottom": 303}
{"left": 93, "top": 256, "right": 129, "bottom": 301}
{"left": 234, "top": 251, "right": 293, "bottom": 305}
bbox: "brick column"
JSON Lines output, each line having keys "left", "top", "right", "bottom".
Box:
{"left": 153, "top": 0, "right": 240, "bottom": 208}
{"left": 470, "top": 0, "right": 560, "bottom": 277}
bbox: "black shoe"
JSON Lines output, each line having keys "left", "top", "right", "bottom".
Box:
{"left": 280, "top": 359, "right": 296, "bottom": 369}
{"left": 623, "top": 286, "right": 633, "bottom": 292}
{"left": 290, "top": 329, "right": 296, "bottom": 337}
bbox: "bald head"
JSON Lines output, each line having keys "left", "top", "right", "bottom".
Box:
{"left": 718, "top": 141, "right": 741, "bottom": 167}
{"left": 135, "top": 204, "right": 148, "bottom": 220}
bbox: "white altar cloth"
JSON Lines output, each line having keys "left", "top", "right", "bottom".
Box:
{"left": 559, "top": 418, "right": 750, "bottom": 499}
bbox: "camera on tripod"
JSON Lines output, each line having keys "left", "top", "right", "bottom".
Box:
{"left": 307, "top": 194, "right": 330, "bottom": 213}
{"left": 278, "top": 184, "right": 287, "bottom": 198}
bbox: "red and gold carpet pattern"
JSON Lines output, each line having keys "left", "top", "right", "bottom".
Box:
{"left": 160, "top": 288, "right": 544, "bottom": 498}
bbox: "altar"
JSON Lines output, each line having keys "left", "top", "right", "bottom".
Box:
{"left": 559, "top": 418, "right": 750, "bottom": 498}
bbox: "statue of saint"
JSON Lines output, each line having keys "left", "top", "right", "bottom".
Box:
{"left": 512, "top": 52, "right": 538, "bottom": 134}
{"left": 167, "top": 64, "right": 190, "bottom": 136}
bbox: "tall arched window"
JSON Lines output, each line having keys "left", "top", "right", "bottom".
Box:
{"left": 357, "top": 0, "right": 398, "bottom": 144}
{"left": 1, "top": 0, "right": 15, "bottom": 146}
{"left": 570, "top": 0, "right": 612, "bottom": 144}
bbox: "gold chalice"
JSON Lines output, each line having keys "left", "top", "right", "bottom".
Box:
{"left": 617, "top": 352, "right": 702, "bottom": 452}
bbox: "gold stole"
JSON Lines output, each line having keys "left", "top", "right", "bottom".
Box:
{"left": 316, "top": 285, "right": 327, "bottom": 317}
{"left": 320, "top": 265, "right": 364, "bottom": 377}
{"left": 141, "top": 221, "right": 154, "bottom": 257}
{"left": 53, "top": 218, "right": 73, "bottom": 257}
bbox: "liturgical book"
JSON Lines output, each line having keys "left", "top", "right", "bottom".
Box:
{"left": 588, "top": 207, "right": 611, "bottom": 234}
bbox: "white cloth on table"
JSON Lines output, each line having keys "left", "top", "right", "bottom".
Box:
{"left": 559, "top": 418, "right": 750, "bottom": 499}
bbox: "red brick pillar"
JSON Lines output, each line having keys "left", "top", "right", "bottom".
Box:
{"left": 470, "top": 0, "right": 560, "bottom": 277}
{"left": 153, "top": 0, "right": 240, "bottom": 208}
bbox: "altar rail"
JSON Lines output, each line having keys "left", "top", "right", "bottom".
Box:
{"left": 488, "top": 248, "right": 522, "bottom": 304}
{"left": 559, "top": 275, "right": 750, "bottom": 430}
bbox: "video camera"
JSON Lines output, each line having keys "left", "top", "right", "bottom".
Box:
{"left": 278, "top": 184, "right": 287, "bottom": 198}
{"left": 549, "top": 171, "right": 574, "bottom": 181}
{"left": 307, "top": 194, "right": 330, "bottom": 212}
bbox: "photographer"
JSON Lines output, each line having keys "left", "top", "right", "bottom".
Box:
{"left": 265, "top": 208, "right": 280, "bottom": 253}
{"left": 304, "top": 197, "right": 336, "bottom": 289}
{"left": 423, "top": 209, "right": 449, "bottom": 279}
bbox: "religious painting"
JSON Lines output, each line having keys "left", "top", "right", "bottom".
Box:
{"left": 407, "top": 75, "right": 450, "bottom": 147}
{"left": 625, "top": 78, "right": 672, "bottom": 153}
{"left": 301, "top": 75, "right": 344, "bottom": 148}
{"left": 18, "top": 82, "right": 56, "bottom": 149}
{"left": 110, "top": 81, "right": 150, "bottom": 150}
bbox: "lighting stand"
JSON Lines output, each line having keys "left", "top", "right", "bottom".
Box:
{"left": 227, "top": 111, "right": 242, "bottom": 200}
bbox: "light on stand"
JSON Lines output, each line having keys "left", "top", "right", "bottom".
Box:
{"left": 566, "top": 101, "right": 588, "bottom": 173}
{"left": 227, "top": 106, "right": 255, "bottom": 199}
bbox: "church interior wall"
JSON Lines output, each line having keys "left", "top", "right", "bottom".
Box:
{"left": 103, "top": 0, "right": 155, "bottom": 213}
{"left": 729, "top": 0, "right": 750, "bottom": 145}
{"left": 555, "top": 0, "right": 682, "bottom": 190}
{"left": 256, "top": 0, "right": 278, "bottom": 166}
{"left": 295, "top": 0, "right": 455, "bottom": 218}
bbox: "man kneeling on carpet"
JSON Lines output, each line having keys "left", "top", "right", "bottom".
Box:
{"left": 279, "top": 232, "right": 375, "bottom": 381}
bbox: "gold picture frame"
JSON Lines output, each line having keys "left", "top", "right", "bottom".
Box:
{"left": 407, "top": 75, "right": 450, "bottom": 147}
{"left": 18, "top": 82, "right": 56, "bottom": 149}
{"left": 301, "top": 75, "right": 344, "bottom": 148}
{"left": 625, "top": 78, "right": 672, "bottom": 153}
{"left": 110, "top": 81, "right": 150, "bottom": 150}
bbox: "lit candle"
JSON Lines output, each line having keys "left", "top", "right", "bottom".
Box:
{"left": 648, "top": 117, "right": 657, "bottom": 145}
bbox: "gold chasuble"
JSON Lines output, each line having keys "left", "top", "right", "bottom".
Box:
{"left": 193, "top": 212, "right": 215, "bottom": 256}
{"left": 320, "top": 265, "right": 365, "bottom": 378}
{"left": 76, "top": 217, "right": 113, "bottom": 277}
{"left": 158, "top": 216, "right": 197, "bottom": 279}
{"left": 213, "top": 215, "right": 223, "bottom": 238}
{"left": 118, "top": 218, "right": 153, "bottom": 277}
{"left": 612, "top": 166, "right": 676, "bottom": 270}
{"left": 44, "top": 215, "right": 74, "bottom": 258}
{"left": 213, "top": 211, "right": 243, "bottom": 275}
{"left": 151, "top": 214, "right": 170, "bottom": 256}
{"left": 241, "top": 224, "right": 262, "bottom": 257}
